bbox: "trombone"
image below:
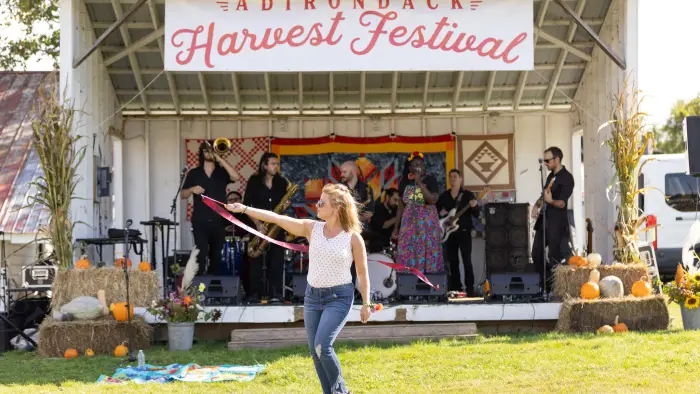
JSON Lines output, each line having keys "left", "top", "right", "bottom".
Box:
{"left": 207, "top": 137, "right": 232, "bottom": 154}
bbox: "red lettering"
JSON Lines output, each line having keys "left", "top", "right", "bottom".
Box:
{"left": 378, "top": 0, "right": 389, "bottom": 9}
{"left": 171, "top": 24, "right": 214, "bottom": 68}
{"left": 402, "top": 0, "right": 414, "bottom": 9}
{"left": 424, "top": 17, "right": 450, "bottom": 49}
{"left": 286, "top": 0, "right": 291, "bottom": 10}
{"left": 328, "top": 0, "right": 341, "bottom": 9}
{"left": 427, "top": 0, "right": 438, "bottom": 9}
{"left": 451, "top": 0, "right": 462, "bottom": 9}
{"left": 236, "top": 0, "right": 248, "bottom": 10}
{"left": 350, "top": 11, "right": 397, "bottom": 55}
{"left": 305, "top": 0, "right": 316, "bottom": 9}
{"left": 499, "top": 32, "right": 528, "bottom": 64}
{"left": 475, "top": 37, "right": 503, "bottom": 59}
{"left": 262, "top": 0, "right": 272, "bottom": 11}
{"left": 354, "top": 0, "right": 364, "bottom": 9}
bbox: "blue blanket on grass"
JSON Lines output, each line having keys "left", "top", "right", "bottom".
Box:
{"left": 97, "top": 363, "right": 266, "bottom": 384}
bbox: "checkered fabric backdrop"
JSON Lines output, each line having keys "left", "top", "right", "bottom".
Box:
{"left": 184, "top": 137, "right": 269, "bottom": 221}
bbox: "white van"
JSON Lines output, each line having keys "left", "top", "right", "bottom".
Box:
{"left": 638, "top": 154, "right": 700, "bottom": 279}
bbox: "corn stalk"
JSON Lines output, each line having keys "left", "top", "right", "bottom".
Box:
{"left": 603, "top": 78, "right": 656, "bottom": 264}
{"left": 27, "top": 73, "right": 86, "bottom": 269}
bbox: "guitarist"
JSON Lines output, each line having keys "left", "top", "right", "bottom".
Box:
{"left": 531, "top": 147, "right": 575, "bottom": 294}
{"left": 437, "top": 169, "right": 480, "bottom": 296}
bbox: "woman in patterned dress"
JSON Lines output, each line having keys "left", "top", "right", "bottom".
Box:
{"left": 391, "top": 152, "right": 444, "bottom": 273}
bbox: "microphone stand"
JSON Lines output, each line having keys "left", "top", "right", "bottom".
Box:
{"left": 538, "top": 159, "right": 550, "bottom": 301}
{"left": 168, "top": 166, "right": 188, "bottom": 297}
{"left": 123, "top": 219, "right": 137, "bottom": 363}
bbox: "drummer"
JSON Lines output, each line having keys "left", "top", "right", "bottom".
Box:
{"left": 368, "top": 188, "right": 400, "bottom": 253}
{"left": 225, "top": 191, "right": 248, "bottom": 237}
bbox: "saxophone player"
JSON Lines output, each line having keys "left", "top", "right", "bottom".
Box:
{"left": 243, "top": 153, "right": 290, "bottom": 303}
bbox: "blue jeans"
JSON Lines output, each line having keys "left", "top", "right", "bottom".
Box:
{"left": 304, "top": 283, "right": 354, "bottom": 394}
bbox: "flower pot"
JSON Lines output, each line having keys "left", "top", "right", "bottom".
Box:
{"left": 680, "top": 305, "right": 700, "bottom": 330}
{"left": 167, "top": 322, "right": 195, "bottom": 351}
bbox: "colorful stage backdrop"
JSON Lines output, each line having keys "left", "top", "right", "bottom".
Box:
{"left": 184, "top": 137, "right": 268, "bottom": 221}
{"left": 271, "top": 135, "right": 455, "bottom": 218}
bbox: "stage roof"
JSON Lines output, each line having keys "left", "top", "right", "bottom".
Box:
{"left": 84, "top": 0, "right": 614, "bottom": 115}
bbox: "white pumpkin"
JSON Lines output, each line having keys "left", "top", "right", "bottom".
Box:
{"left": 587, "top": 253, "right": 602, "bottom": 268}
{"left": 60, "top": 296, "right": 103, "bottom": 320}
{"left": 599, "top": 275, "right": 624, "bottom": 298}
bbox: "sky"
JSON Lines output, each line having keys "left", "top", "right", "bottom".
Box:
{"left": 2, "top": 0, "right": 699, "bottom": 126}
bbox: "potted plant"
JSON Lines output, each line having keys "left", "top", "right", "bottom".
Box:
{"left": 147, "top": 283, "right": 222, "bottom": 351}
{"left": 663, "top": 264, "right": 700, "bottom": 330}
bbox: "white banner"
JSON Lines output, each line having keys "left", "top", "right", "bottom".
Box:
{"left": 164, "top": 0, "right": 533, "bottom": 72}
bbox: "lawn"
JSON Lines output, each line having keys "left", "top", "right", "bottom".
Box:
{"left": 0, "top": 304, "right": 695, "bottom": 394}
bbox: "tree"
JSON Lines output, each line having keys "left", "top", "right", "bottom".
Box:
{"left": 0, "top": 0, "right": 59, "bottom": 70}
{"left": 654, "top": 95, "right": 700, "bottom": 154}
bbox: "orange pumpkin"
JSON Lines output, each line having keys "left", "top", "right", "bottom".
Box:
{"left": 75, "top": 255, "right": 90, "bottom": 270}
{"left": 64, "top": 348, "right": 79, "bottom": 359}
{"left": 138, "top": 261, "right": 151, "bottom": 272}
{"left": 631, "top": 277, "right": 652, "bottom": 297}
{"left": 115, "top": 257, "right": 132, "bottom": 269}
{"left": 114, "top": 342, "right": 128, "bottom": 357}
{"left": 568, "top": 255, "right": 588, "bottom": 268}
{"left": 613, "top": 316, "right": 629, "bottom": 333}
{"left": 580, "top": 269, "right": 601, "bottom": 299}
{"left": 110, "top": 302, "right": 134, "bottom": 322}
{"left": 85, "top": 348, "right": 95, "bottom": 357}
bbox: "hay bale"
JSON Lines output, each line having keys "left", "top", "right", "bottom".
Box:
{"left": 555, "top": 294, "right": 669, "bottom": 333}
{"left": 50, "top": 268, "right": 159, "bottom": 310}
{"left": 553, "top": 264, "right": 648, "bottom": 299}
{"left": 37, "top": 316, "right": 153, "bottom": 357}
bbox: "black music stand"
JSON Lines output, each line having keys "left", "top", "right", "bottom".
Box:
{"left": 538, "top": 159, "right": 550, "bottom": 301}
{"left": 140, "top": 218, "right": 178, "bottom": 299}
{"left": 122, "top": 219, "right": 137, "bottom": 362}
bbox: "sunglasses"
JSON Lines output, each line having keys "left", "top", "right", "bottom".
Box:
{"left": 543, "top": 158, "right": 554, "bottom": 163}
{"left": 316, "top": 200, "right": 325, "bottom": 208}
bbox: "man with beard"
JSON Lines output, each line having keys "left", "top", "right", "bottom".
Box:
{"left": 368, "top": 188, "right": 400, "bottom": 253}
{"left": 181, "top": 142, "right": 240, "bottom": 275}
{"left": 243, "top": 153, "right": 290, "bottom": 302}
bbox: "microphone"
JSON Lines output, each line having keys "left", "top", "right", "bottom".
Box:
{"left": 126, "top": 219, "right": 133, "bottom": 228}
{"left": 538, "top": 158, "right": 543, "bottom": 164}
{"left": 180, "top": 166, "right": 188, "bottom": 177}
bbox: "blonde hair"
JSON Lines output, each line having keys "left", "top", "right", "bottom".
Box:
{"left": 322, "top": 183, "right": 362, "bottom": 234}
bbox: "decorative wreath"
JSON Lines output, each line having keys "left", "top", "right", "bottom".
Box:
{"left": 407, "top": 151, "right": 424, "bottom": 161}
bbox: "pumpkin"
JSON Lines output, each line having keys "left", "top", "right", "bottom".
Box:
{"left": 587, "top": 253, "right": 602, "bottom": 268}
{"left": 110, "top": 302, "right": 134, "bottom": 322}
{"left": 631, "top": 277, "right": 652, "bottom": 297}
{"left": 85, "top": 348, "right": 95, "bottom": 357}
{"left": 115, "top": 257, "right": 132, "bottom": 269}
{"left": 568, "top": 255, "right": 588, "bottom": 268}
{"left": 580, "top": 269, "right": 601, "bottom": 299}
{"left": 114, "top": 342, "right": 128, "bottom": 357}
{"left": 599, "top": 275, "right": 624, "bottom": 298}
{"left": 75, "top": 255, "right": 90, "bottom": 270}
{"left": 597, "top": 325, "right": 614, "bottom": 334}
{"left": 64, "top": 348, "right": 79, "bottom": 359}
{"left": 613, "top": 316, "right": 629, "bottom": 333}
{"left": 138, "top": 261, "right": 151, "bottom": 272}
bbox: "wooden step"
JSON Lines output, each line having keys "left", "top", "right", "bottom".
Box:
{"left": 228, "top": 323, "right": 477, "bottom": 350}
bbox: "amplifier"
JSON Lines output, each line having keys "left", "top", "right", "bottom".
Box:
{"left": 191, "top": 275, "right": 240, "bottom": 306}
{"left": 488, "top": 272, "right": 540, "bottom": 296}
{"left": 396, "top": 272, "right": 447, "bottom": 300}
{"left": 21, "top": 265, "right": 57, "bottom": 289}
{"left": 291, "top": 274, "right": 307, "bottom": 300}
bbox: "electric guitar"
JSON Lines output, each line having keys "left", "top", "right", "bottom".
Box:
{"left": 533, "top": 176, "right": 556, "bottom": 231}
{"left": 439, "top": 187, "right": 491, "bottom": 243}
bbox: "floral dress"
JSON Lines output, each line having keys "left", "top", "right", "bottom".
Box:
{"left": 395, "top": 175, "right": 444, "bottom": 273}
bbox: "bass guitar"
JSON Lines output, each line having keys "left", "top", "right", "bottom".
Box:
{"left": 439, "top": 187, "right": 490, "bottom": 243}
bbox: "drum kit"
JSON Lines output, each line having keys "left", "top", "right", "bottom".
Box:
{"left": 361, "top": 242, "right": 398, "bottom": 302}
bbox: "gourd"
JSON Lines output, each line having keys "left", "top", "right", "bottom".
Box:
{"left": 597, "top": 325, "right": 614, "bottom": 334}
{"left": 138, "top": 261, "right": 151, "bottom": 272}
{"left": 110, "top": 302, "right": 134, "bottom": 322}
{"left": 115, "top": 257, "right": 132, "bottom": 269}
{"left": 85, "top": 348, "right": 95, "bottom": 357}
{"left": 97, "top": 290, "right": 109, "bottom": 316}
{"left": 631, "top": 277, "right": 652, "bottom": 297}
{"left": 114, "top": 342, "right": 128, "bottom": 357}
{"left": 60, "top": 296, "right": 103, "bottom": 320}
{"left": 64, "top": 348, "right": 79, "bottom": 359}
{"left": 586, "top": 253, "right": 602, "bottom": 268}
{"left": 599, "top": 275, "right": 624, "bottom": 298}
{"left": 580, "top": 269, "right": 600, "bottom": 299}
{"left": 75, "top": 255, "right": 90, "bottom": 270}
{"left": 613, "top": 316, "right": 629, "bottom": 333}
{"left": 568, "top": 255, "right": 588, "bottom": 268}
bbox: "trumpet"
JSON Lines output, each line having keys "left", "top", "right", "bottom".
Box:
{"left": 210, "top": 137, "right": 231, "bottom": 154}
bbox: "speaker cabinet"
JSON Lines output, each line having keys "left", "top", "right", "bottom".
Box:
{"left": 485, "top": 203, "right": 531, "bottom": 273}
{"left": 684, "top": 116, "right": 700, "bottom": 175}
{"left": 191, "top": 275, "right": 240, "bottom": 306}
{"left": 396, "top": 273, "right": 447, "bottom": 300}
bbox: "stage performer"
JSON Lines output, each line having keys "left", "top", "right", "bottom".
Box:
{"left": 437, "top": 169, "right": 479, "bottom": 296}
{"left": 243, "top": 153, "right": 289, "bottom": 303}
{"left": 181, "top": 141, "right": 240, "bottom": 275}
{"left": 368, "top": 188, "right": 400, "bottom": 253}
{"left": 226, "top": 183, "right": 371, "bottom": 394}
{"left": 392, "top": 152, "right": 444, "bottom": 273}
{"left": 531, "top": 146, "right": 575, "bottom": 293}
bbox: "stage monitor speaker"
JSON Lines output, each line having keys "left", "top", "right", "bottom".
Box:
{"left": 488, "top": 272, "right": 540, "bottom": 296}
{"left": 484, "top": 203, "right": 531, "bottom": 273}
{"left": 292, "top": 274, "right": 308, "bottom": 299}
{"left": 191, "top": 275, "right": 240, "bottom": 306}
{"left": 396, "top": 273, "right": 447, "bottom": 300}
{"left": 684, "top": 116, "right": 700, "bottom": 175}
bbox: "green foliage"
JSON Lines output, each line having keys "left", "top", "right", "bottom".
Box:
{"left": 0, "top": 0, "right": 59, "bottom": 70}
{"left": 654, "top": 95, "right": 700, "bottom": 154}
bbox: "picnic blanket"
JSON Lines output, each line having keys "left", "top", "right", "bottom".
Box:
{"left": 97, "top": 363, "right": 266, "bottom": 384}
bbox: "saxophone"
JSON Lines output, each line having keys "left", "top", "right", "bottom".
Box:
{"left": 247, "top": 178, "right": 298, "bottom": 258}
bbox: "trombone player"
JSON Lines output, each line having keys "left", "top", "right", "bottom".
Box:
{"left": 182, "top": 140, "right": 241, "bottom": 275}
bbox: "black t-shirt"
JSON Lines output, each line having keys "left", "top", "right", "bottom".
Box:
{"left": 543, "top": 166, "right": 575, "bottom": 222}
{"left": 399, "top": 175, "right": 439, "bottom": 205}
{"left": 345, "top": 180, "right": 375, "bottom": 214}
{"left": 436, "top": 188, "right": 479, "bottom": 230}
{"left": 369, "top": 203, "right": 396, "bottom": 240}
{"left": 183, "top": 165, "right": 233, "bottom": 222}
{"left": 243, "top": 174, "right": 289, "bottom": 212}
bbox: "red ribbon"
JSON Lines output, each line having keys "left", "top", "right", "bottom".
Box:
{"left": 201, "top": 196, "right": 439, "bottom": 290}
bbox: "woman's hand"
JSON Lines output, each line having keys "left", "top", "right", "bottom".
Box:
{"left": 226, "top": 203, "right": 246, "bottom": 213}
{"left": 360, "top": 305, "right": 371, "bottom": 323}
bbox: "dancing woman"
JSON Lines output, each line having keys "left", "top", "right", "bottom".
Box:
{"left": 226, "top": 183, "right": 371, "bottom": 394}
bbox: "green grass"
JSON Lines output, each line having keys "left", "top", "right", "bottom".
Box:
{"left": 0, "top": 303, "right": 695, "bottom": 394}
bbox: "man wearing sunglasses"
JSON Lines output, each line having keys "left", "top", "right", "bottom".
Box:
{"left": 531, "top": 146, "right": 575, "bottom": 295}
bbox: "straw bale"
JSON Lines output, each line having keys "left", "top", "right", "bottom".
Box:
{"left": 555, "top": 294, "right": 669, "bottom": 333}
{"left": 553, "top": 264, "right": 648, "bottom": 299}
